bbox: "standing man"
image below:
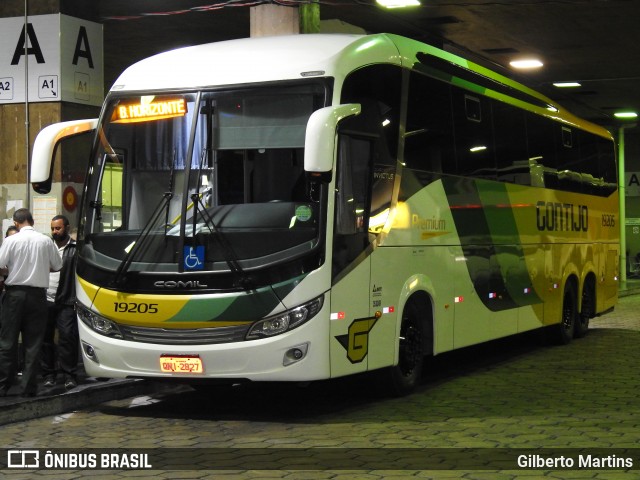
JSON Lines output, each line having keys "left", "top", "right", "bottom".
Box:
{"left": 0, "top": 225, "right": 20, "bottom": 312}
{"left": 42, "top": 215, "right": 79, "bottom": 390}
{"left": 0, "top": 208, "right": 62, "bottom": 397}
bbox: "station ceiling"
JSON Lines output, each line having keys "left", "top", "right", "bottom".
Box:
{"left": 96, "top": 0, "right": 639, "bottom": 130}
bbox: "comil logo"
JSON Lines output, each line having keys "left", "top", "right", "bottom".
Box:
{"left": 8, "top": 450, "right": 39, "bottom": 468}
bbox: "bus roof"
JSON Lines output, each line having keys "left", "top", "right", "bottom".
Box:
{"left": 111, "top": 34, "right": 400, "bottom": 92}
{"left": 111, "top": 33, "right": 611, "bottom": 140}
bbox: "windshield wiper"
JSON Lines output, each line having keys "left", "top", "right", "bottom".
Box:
{"left": 164, "top": 150, "right": 176, "bottom": 233}
{"left": 111, "top": 191, "right": 172, "bottom": 287}
{"left": 192, "top": 193, "right": 252, "bottom": 290}
{"left": 112, "top": 155, "right": 178, "bottom": 287}
{"left": 190, "top": 148, "right": 252, "bottom": 290}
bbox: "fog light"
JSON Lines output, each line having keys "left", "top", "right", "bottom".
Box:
{"left": 283, "top": 343, "right": 309, "bottom": 366}
{"left": 82, "top": 342, "right": 99, "bottom": 364}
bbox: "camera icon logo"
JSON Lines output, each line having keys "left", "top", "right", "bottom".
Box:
{"left": 7, "top": 450, "right": 40, "bottom": 468}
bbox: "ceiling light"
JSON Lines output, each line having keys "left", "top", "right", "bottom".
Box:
{"left": 614, "top": 111, "right": 638, "bottom": 119}
{"left": 376, "top": 0, "right": 421, "bottom": 8}
{"left": 509, "top": 59, "right": 543, "bottom": 69}
{"left": 470, "top": 145, "right": 487, "bottom": 152}
{"left": 553, "top": 82, "right": 581, "bottom": 88}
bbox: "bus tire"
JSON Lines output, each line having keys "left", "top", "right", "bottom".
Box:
{"left": 387, "top": 299, "right": 425, "bottom": 396}
{"left": 552, "top": 281, "right": 577, "bottom": 345}
{"left": 575, "top": 279, "right": 594, "bottom": 338}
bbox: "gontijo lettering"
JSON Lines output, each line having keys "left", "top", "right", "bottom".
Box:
{"left": 536, "top": 201, "right": 588, "bottom": 232}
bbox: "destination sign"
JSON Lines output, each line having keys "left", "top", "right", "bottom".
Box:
{"left": 112, "top": 97, "right": 187, "bottom": 123}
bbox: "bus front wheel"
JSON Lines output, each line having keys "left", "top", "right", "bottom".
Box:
{"left": 387, "top": 299, "right": 425, "bottom": 396}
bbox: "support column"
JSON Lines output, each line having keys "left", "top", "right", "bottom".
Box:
{"left": 250, "top": 1, "right": 319, "bottom": 37}
{"left": 300, "top": 0, "right": 320, "bottom": 34}
{"left": 620, "top": 126, "right": 628, "bottom": 282}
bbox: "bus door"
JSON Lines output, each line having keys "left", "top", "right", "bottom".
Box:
{"left": 329, "top": 132, "right": 374, "bottom": 378}
{"left": 329, "top": 97, "right": 397, "bottom": 378}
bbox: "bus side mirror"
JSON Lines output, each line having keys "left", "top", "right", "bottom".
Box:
{"left": 31, "top": 118, "right": 98, "bottom": 194}
{"left": 304, "top": 104, "right": 361, "bottom": 183}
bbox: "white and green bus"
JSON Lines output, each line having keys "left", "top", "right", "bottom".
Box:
{"left": 31, "top": 33, "right": 618, "bottom": 394}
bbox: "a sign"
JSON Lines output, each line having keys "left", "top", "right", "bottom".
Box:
{"left": 183, "top": 246, "right": 205, "bottom": 271}
{"left": 625, "top": 172, "right": 640, "bottom": 196}
{"left": 32, "top": 196, "right": 57, "bottom": 234}
{"left": 0, "top": 14, "right": 103, "bottom": 106}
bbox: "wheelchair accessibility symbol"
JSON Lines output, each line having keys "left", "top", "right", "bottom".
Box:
{"left": 183, "top": 246, "right": 204, "bottom": 270}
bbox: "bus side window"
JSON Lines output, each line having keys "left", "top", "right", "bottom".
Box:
{"left": 335, "top": 136, "right": 372, "bottom": 236}
{"left": 525, "top": 112, "right": 558, "bottom": 189}
{"left": 333, "top": 135, "right": 373, "bottom": 277}
{"left": 493, "top": 100, "right": 529, "bottom": 184}
{"left": 579, "top": 131, "right": 617, "bottom": 196}
{"left": 334, "top": 64, "right": 401, "bottom": 278}
{"left": 451, "top": 88, "right": 496, "bottom": 179}
{"left": 404, "top": 72, "right": 455, "bottom": 174}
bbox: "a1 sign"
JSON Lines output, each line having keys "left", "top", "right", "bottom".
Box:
{"left": 75, "top": 71, "right": 90, "bottom": 101}
{"left": 38, "top": 75, "right": 58, "bottom": 99}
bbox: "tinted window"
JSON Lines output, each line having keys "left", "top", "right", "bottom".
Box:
{"left": 451, "top": 89, "right": 495, "bottom": 179}
{"left": 404, "top": 72, "right": 455, "bottom": 173}
{"left": 493, "top": 101, "right": 528, "bottom": 184}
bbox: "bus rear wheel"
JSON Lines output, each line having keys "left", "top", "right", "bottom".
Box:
{"left": 554, "top": 282, "right": 577, "bottom": 345}
{"left": 575, "top": 281, "right": 594, "bottom": 338}
{"left": 387, "top": 300, "right": 425, "bottom": 396}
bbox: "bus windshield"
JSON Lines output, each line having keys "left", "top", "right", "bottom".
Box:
{"left": 78, "top": 83, "right": 328, "bottom": 288}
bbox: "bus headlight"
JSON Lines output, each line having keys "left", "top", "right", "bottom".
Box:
{"left": 246, "top": 295, "right": 323, "bottom": 340}
{"left": 76, "top": 303, "right": 124, "bottom": 339}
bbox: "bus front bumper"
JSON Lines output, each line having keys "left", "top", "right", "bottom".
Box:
{"left": 78, "top": 305, "right": 331, "bottom": 383}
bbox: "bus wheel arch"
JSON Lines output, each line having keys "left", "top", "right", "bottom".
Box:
{"left": 386, "top": 290, "right": 433, "bottom": 396}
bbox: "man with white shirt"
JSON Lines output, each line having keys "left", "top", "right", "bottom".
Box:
{"left": 0, "top": 208, "right": 62, "bottom": 397}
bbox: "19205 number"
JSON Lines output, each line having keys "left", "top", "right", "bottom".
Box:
{"left": 113, "top": 302, "right": 159, "bottom": 314}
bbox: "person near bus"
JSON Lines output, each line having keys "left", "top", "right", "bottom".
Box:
{"left": 0, "top": 225, "right": 19, "bottom": 306}
{"left": 0, "top": 224, "right": 21, "bottom": 370}
{"left": 41, "top": 215, "right": 79, "bottom": 390}
{"left": 0, "top": 208, "right": 62, "bottom": 397}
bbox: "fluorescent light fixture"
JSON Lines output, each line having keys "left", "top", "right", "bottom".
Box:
{"left": 553, "top": 82, "right": 581, "bottom": 88}
{"left": 614, "top": 111, "right": 638, "bottom": 119}
{"left": 509, "top": 59, "right": 543, "bottom": 69}
{"left": 470, "top": 145, "right": 487, "bottom": 153}
{"left": 376, "top": 0, "right": 420, "bottom": 8}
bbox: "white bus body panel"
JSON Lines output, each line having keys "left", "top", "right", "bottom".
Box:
{"left": 111, "top": 34, "right": 401, "bottom": 94}
{"left": 80, "top": 297, "right": 332, "bottom": 381}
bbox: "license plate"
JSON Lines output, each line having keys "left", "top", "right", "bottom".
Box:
{"left": 160, "top": 355, "right": 203, "bottom": 374}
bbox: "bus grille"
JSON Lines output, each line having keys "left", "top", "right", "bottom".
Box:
{"left": 119, "top": 324, "right": 250, "bottom": 345}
